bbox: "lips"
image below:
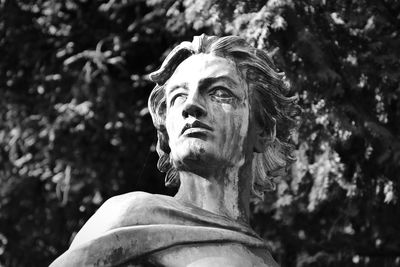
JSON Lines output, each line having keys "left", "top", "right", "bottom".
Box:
{"left": 180, "top": 120, "right": 213, "bottom": 136}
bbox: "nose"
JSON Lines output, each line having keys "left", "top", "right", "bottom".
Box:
{"left": 182, "top": 93, "right": 207, "bottom": 118}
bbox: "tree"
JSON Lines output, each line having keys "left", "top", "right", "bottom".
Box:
{"left": 0, "top": 1, "right": 177, "bottom": 265}
{"left": 0, "top": 0, "right": 399, "bottom": 266}
{"left": 169, "top": 0, "right": 400, "bottom": 265}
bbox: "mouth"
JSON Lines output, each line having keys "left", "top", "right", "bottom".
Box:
{"left": 180, "top": 120, "right": 213, "bottom": 136}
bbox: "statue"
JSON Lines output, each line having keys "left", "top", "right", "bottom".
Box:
{"left": 51, "top": 35, "right": 299, "bottom": 267}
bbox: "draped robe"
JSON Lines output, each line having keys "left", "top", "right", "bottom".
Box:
{"left": 51, "top": 192, "right": 278, "bottom": 266}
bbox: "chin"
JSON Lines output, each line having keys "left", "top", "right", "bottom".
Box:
{"left": 171, "top": 142, "right": 220, "bottom": 170}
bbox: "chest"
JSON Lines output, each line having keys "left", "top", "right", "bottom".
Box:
{"left": 146, "top": 243, "right": 278, "bottom": 267}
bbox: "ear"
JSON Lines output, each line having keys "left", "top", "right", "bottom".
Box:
{"left": 254, "top": 118, "right": 276, "bottom": 153}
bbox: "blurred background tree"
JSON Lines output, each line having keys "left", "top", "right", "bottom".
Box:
{"left": 0, "top": 0, "right": 399, "bottom": 266}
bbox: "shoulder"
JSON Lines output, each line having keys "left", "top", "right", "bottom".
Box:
{"left": 100, "top": 191, "right": 155, "bottom": 210}
{"left": 70, "top": 191, "right": 160, "bottom": 248}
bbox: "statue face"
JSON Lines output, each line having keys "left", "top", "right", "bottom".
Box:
{"left": 165, "top": 54, "right": 252, "bottom": 173}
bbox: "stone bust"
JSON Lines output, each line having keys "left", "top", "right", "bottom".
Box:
{"left": 51, "top": 35, "right": 298, "bottom": 267}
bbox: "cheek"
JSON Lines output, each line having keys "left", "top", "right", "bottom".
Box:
{"left": 165, "top": 109, "right": 181, "bottom": 140}
{"left": 210, "top": 104, "right": 249, "bottom": 145}
{"left": 229, "top": 111, "right": 249, "bottom": 145}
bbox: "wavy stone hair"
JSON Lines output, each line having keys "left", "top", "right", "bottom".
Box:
{"left": 148, "top": 34, "right": 299, "bottom": 199}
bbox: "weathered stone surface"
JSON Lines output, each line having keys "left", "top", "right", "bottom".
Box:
{"left": 52, "top": 34, "right": 298, "bottom": 266}
{"left": 148, "top": 243, "right": 278, "bottom": 267}
{"left": 50, "top": 192, "right": 274, "bottom": 266}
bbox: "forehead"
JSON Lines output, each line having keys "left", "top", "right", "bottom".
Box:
{"left": 166, "top": 54, "right": 242, "bottom": 87}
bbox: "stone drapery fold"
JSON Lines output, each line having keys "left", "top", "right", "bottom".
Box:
{"left": 51, "top": 192, "right": 269, "bottom": 266}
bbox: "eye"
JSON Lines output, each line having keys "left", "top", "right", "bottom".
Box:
{"left": 170, "top": 93, "right": 187, "bottom": 106}
{"left": 209, "top": 87, "right": 235, "bottom": 99}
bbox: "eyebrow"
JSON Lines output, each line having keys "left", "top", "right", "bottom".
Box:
{"left": 167, "top": 75, "right": 239, "bottom": 95}
{"left": 167, "top": 82, "right": 189, "bottom": 95}
{"left": 198, "top": 76, "right": 239, "bottom": 90}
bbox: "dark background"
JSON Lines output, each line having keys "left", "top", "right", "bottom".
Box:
{"left": 1, "top": 0, "right": 399, "bottom": 266}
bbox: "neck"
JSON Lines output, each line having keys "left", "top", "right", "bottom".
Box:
{"left": 174, "top": 160, "right": 252, "bottom": 224}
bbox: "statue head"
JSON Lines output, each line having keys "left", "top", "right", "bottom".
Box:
{"left": 148, "top": 35, "right": 299, "bottom": 198}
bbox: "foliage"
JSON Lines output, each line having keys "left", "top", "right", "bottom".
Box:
{"left": 1, "top": 0, "right": 399, "bottom": 266}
